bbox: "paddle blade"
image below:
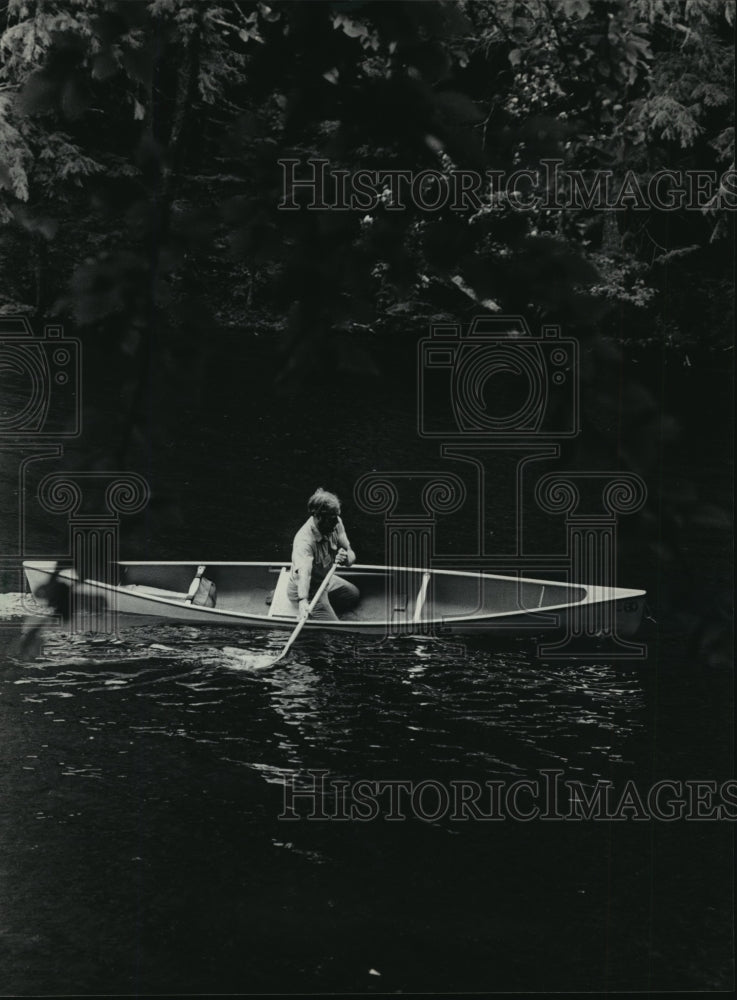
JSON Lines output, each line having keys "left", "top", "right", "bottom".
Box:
{"left": 221, "top": 647, "right": 276, "bottom": 671}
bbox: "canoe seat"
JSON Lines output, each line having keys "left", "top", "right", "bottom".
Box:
{"left": 268, "top": 566, "right": 298, "bottom": 619}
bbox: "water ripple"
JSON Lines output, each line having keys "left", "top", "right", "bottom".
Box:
{"left": 0, "top": 617, "right": 650, "bottom": 787}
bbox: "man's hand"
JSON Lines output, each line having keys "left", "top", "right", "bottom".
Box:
{"left": 298, "top": 598, "right": 310, "bottom": 621}
{"left": 335, "top": 547, "right": 349, "bottom": 566}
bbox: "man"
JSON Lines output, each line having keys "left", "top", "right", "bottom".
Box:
{"left": 287, "top": 488, "right": 360, "bottom": 621}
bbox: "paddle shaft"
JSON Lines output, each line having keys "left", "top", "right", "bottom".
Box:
{"left": 270, "top": 558, "right": 340, "bottom": 665}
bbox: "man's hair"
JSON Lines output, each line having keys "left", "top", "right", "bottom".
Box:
{"left": 308, "top": 488, "right": 341, "bottom": 516}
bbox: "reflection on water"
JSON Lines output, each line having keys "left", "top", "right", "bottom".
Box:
{"left": 0, "top": 604, "right": 731, "bottom": 995}
{"left": 4, "top": 610, "right": 648, "bottom": 792}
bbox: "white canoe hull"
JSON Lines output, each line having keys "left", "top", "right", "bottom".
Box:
{"left": 23, "top": 560, "right": 646, "bottom": 638}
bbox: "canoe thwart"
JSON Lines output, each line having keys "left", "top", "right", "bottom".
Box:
{"left": 414, "top": 572, "right": 432, "bottom": 623}
{"left": 184, "top": 565, "right": 206, "bottom": 604}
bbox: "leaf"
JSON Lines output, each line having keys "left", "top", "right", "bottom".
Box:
{"left": 333, "top": 14, "right": 368, "bottom": 39}
{"left": 0, "top": 159, "right": 29, "bottom": 201}
{"left": 259, "top": 4, "right": 281, "bottom": 22}
{"left": 386, "top": 301, "right": 413, "bottom": 315}
{"left": 508, "top": 49, "right": 522, "bottom": 67}
{"left": 563, "top": 0, "right": 591, "bottom": 16}
{"left": 238, "top": 27, "right": 265, "bottom": 44}
{"left": 450, "top": 274, "right": 500, "bottom": 312}
{"left": 0, "top": 107, "right": 30, "bottom": 200}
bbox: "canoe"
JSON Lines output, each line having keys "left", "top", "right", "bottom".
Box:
{"left": 23, "top": 560, "right": 646, "bottom": 637}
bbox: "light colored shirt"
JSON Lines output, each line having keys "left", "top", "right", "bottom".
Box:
{"left": 289, "top": 516, "right": 352, "bottom": 599}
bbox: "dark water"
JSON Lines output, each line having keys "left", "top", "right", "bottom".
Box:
{"left": 0, "top": 618, "right": 732, "bottom": 994}
{"left": 0, "top": 340, "right": 733, "bottom": 993}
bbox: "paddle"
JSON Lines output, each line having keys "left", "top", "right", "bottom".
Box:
{"left": 223, "top": 556, "right": 342, "bottom": 670}
{"left": 268, "top": 557, "right": 340, "bottom": 666}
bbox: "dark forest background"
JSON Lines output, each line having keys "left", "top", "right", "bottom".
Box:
{"left": 1, "top": 0, "right": 734, "bottom": 659}
{"left": 1, "top": 0, "right": 732, "bottom": 376}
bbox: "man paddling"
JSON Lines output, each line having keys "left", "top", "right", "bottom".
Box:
{"left": 287, "top": 488, "right": 360, "bottom": 621}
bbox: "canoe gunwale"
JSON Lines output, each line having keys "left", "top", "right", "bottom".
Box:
{"left": 22, "top": 560, "right": 646, "bottom": 630}
{"left": 114, "top": 559, "right": 644, "bottom": 594}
